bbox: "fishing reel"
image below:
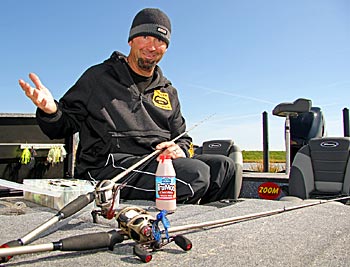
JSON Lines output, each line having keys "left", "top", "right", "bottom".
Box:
{"left": 115, "top": 207, "right": 155, "bottom": 243}
{"left": 115, "top": 207, "right": 192, "bottom": 263}
{"left": 91, "top": 182, "right": 192, "bottom": 263}
{"left": 92, "top": 180, "right": 120, "bottom": 221}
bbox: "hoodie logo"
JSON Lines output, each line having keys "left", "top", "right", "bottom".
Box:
{"left": 153, "top": 90, "right": 172, "bottom": 110}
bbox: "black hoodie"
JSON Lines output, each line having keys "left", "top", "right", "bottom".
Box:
{"left": 36, "top": 51, "right": 192, "bottom": 177}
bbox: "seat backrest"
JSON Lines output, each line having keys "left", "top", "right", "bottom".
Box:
{"left": 199, "top": 139, "right": 243, "bottom": 166}
{"left": 195, "top": 139, "right": 243, "bottom": 199}
{"left": 290, "top": 107, "right": 325, "bottom": 144}
{"left": 289, "top": 137, "right": 350, "bottom": 199}
{"left": 202, "top": 140, "right": 234, "bottom": 155}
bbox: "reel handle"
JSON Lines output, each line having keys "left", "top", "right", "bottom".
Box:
{"left": 174, "top": 235, "right": 192, "bottom": 251}
{"left": 133, "top": 244, "right": 152, "bottom": 263}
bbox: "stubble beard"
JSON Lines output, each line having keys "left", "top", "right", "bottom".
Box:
{"left": 137, "top": 58, "right": 157, "bottom": 71}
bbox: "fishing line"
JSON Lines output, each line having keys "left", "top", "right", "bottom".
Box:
{"left": 109, "top": 114, "right": 215, "bottom": 185}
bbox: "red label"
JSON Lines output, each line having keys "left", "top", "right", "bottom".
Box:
{"left": 258, "top": 182, "right": 281, "bottom": 200}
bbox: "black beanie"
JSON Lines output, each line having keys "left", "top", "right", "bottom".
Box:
{"left": 128, "top": 8, "right": 171, "bottom": 47}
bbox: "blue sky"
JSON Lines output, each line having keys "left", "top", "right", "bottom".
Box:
{"left": 1, "top": 0, "right": 349, "bottom": 150}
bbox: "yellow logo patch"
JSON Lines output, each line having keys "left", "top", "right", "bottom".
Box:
{"left": 188, "top": 142, "right": 195, "bottom": 158}
{"left": 152, "top": 90, "right": 172, "bottom": 110}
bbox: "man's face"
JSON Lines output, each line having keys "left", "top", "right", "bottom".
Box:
{"left": 128, "top": 35, "right": 167, "bottom": 75}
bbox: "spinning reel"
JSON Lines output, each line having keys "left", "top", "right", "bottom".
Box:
{"left": 92, "top": 180, "right": 120, "bottom": 221}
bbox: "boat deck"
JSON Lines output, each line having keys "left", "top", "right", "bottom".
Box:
{"left": 1, "top": 196, "right": 349, "bottom": 266}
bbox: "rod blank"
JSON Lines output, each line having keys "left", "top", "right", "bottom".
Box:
{"left": 169, "top": 196, "right": 350, "bottom": 233}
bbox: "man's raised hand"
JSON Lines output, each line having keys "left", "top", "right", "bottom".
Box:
{"left": 19, "top": 73, "right": 57, "bottom": 114}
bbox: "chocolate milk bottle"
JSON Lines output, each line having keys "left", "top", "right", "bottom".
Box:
{"left": 155, "top": 155, "right": 176, "bottom": 212}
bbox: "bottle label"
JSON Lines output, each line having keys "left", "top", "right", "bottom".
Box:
{"left": 155, "top": 176, "right": 176, "bottom": 200}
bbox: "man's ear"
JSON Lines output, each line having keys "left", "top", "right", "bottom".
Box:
{"left": 128, "top": 40, "right": 132, "bottom": 47}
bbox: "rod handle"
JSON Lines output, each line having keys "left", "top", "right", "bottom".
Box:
{"left": 0, "top": 240, "right": 22, "bottom": 263}
{"left": 58, "top": 191, "right": 95, "bottom": 218}
{"left": 56, "top": 230, "right": 124, "bottom": 251}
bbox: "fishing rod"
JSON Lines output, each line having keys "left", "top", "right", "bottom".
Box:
{"left": 168, "top": 195, "right": 350, "bottom": 233}
{"left": 110, "top": 114, "right": 215, "bottom": 184}
{"left": 98, "top": 114, "right": 215, "bottom": 215}
{"left": 0, "top": 192, "right": 95, "bottom": 263}
{"left": 93, "top": 114, "right": 215, "bottom": 220}
{"left": 0, "top": 208, "right": 192, "bottom": 263}
{"left": 1, "top": 196, "right": 349, "bottom": 263}
{"left": 0, "top": 115, "right": 212, "bottom": 263}
{"left": 0, "top": 230, "right": 124, "bottom": 263}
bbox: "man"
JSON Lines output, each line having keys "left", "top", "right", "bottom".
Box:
{"left": 19, "top": 8, "right": 237, "bottom": 204}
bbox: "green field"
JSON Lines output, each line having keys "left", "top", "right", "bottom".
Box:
{"left": 242, "top": 150, "right": 286, "bottom": 163}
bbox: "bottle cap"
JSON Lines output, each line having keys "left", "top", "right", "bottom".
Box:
{"left": 159, "top": 154, "right": 171, "bottom": 163}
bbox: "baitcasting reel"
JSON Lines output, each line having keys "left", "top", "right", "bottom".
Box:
{"left": 115, "top": 207, "right": 155, "bottom": 243}
{"left": 115, "top": 206, "right": 192, "bottom": 263}
{"left": 91, "top": 182, "right": 192, "bottom": 263}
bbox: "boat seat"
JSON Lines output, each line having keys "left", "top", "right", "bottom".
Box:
{"left": 195, "top": 139, "right": 243, "bottom": 199}
{"left": 272, "top": 98, "right": 312, "bottom": 175}
{"left": 272, "top": 98, "right": 312, "bottom": 118}
{"left": 289, "top": 137, "right": 350, "bottom": 199}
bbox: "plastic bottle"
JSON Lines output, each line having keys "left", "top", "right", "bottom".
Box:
{"left": 155, "top": 154, "right": 177, "bottom": 212}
